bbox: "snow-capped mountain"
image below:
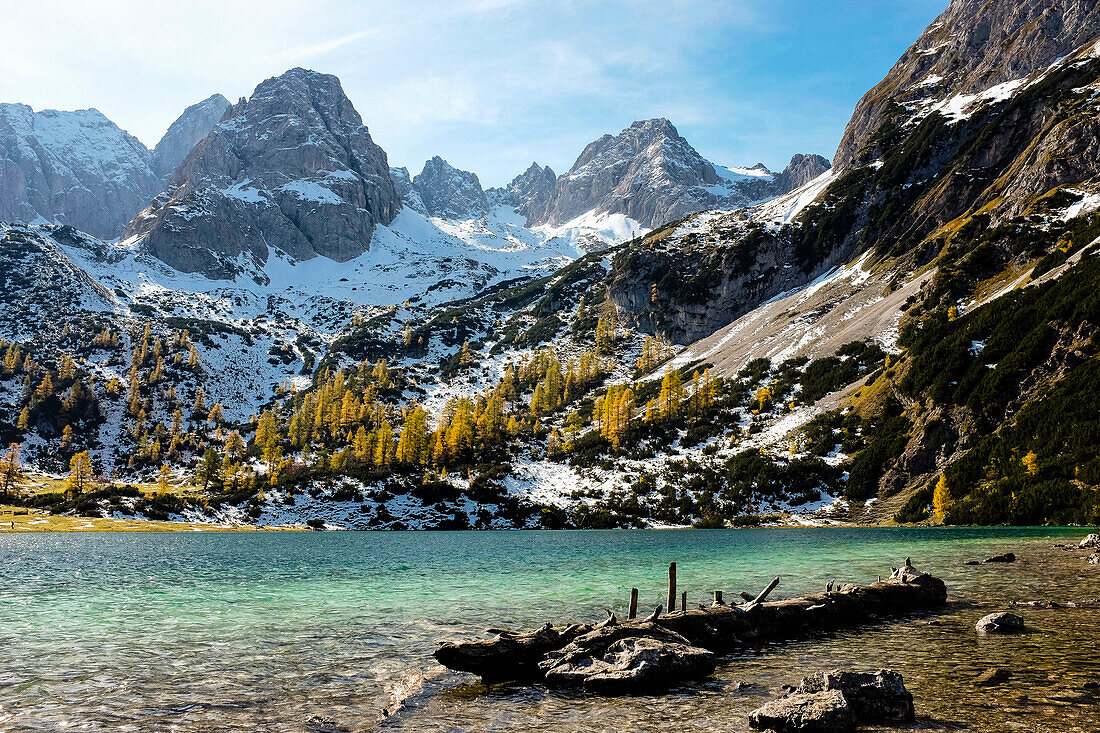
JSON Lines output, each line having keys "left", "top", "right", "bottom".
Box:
{"left": 411, "top": 156, "right": 490, "bottom": 220}
{"left": 0, "top": 104, "right": 162, "bottom": 239}
{"left": 123, "top": 68, "right": 399, "bottom": 280}
{"left": 150, "top": 94, "right": 230, "bottom": 179}
{"left": 0, "top": 93, "right": 235, "bottom": 240}
{"left": 529, "top": 118, "right": 829, "bottom": 231}
{"left": 488, "top": 162, "right": 557, "bottom": 226}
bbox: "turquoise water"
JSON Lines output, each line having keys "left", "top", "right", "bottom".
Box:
{"left": 1, "top": 527, "right": 1098, "bottom": 731}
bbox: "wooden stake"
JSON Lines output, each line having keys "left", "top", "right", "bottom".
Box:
{"left": 752, "top": 576, "right": 781, "bottom": 605}
{"left": 666, "top": 562, "right": 677, "bottom": 617}
{"left": 713, "top": 590, "right": 724, "bottom": 606}
{"left": 628, "top": 588, "right": 639, "bottom": 619}
{"left": 739, "top": 591, "right": 755, "bottom": 603}
{"left": 681, "top": 591, "right": 687, "bottom": 613}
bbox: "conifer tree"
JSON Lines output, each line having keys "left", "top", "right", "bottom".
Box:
{"left": 0, "top": 443, "right": 24, "bottom": 496}
{"left": 67, "top": 451, "right": 94, "bottom": 497}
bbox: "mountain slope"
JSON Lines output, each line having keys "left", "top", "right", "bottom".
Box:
{"left": 124, "top": 68, "right": 399, "bottom": 280}
{"left": 150, "top": 94, "right": 230, "bottom": 179}
{"left": 0, "top": 104, "right": 162, "bottom": 239}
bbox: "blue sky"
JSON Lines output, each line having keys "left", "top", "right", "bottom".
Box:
{"left": 0, "top": 0, "right": 946, "bottom": 186}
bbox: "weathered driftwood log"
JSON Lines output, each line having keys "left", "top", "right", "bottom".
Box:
{"left": 433, "top": 563, "right": 947, "bottom": 686}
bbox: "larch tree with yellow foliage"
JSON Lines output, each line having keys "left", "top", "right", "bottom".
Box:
{"left": 67, "top": 451, "right": 94, "bottom": 497}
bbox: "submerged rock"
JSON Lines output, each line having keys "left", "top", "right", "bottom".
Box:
{"left": 975, "top": 668, "right": 1012, "bottom": 686}
{"left": 749, "top": 689, "right": 855, "bottom": 732}
{"left": 1088, "top": 554, "right": 1100, "bottom": 565}
{"left": 976, "top": 612, "right": 1025, "bottom": 634}
{"left": 538, "top": 623, "right": 716, "bottom": 694}
{"left": 985, "top": 553, "right": 1016, "bottom": 563}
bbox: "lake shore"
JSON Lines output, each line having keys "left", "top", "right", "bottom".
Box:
{"left": 0, "top": 505, "right": 303, "bottom": 532}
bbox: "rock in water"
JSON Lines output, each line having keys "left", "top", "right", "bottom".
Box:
{"left": 985, "top": 553, "right": 1016, "bottom": 563}
{"left": 538, "top": 623, "right": 716, "bottom": 694}
{"left": 794, "top": 670, "right": 915, "bottom": 724}
{"left": 1080, "top": 534, "right": 1100, "bottom": 549}
{"left": 1088, "top": 554, "right": 1100, "bottom": 565}
{"left": 976, "top": 612, "right": 1025, "bottom": 634}
{"left": 749, "top": 690, "right": 856, "bottom": 733}
{"left": 975, "top": 668, "right": 1011, "bottom": 686}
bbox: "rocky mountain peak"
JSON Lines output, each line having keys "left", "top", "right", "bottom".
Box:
{"left": 773, "top": 153, "right": 832, "bottom": 191}
{"left": 150, "top": 94, "right": 230, "bottom": 179}
{"left": 0, "top": 103, "right": 161, "bottom": 239}
{"left": 125, "top": 67, "right": 398, "bottom": 279}
{"left": 411, "top": 156, "right": 489, "bottom": 219}
{"left": 533, "top": 118, "right": 824, "bottom": 229}
{"left": 836, "top": 0, "right": 1100, "bottom": 169}
{"left": 491, "top": 162, "right": 557, "bottom": 226}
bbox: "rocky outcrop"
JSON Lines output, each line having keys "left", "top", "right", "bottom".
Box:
{"left": 124, "top": 68, "right": 398, "bottom": 279}
{"left": 0, "top": 104, "right": 161, "bottom": 239}
{"left": 835, "top": 0, "right": 1100, "bottom": 170}
{"left": 490, "top": 162, "right": 557, "bottom": 226}
{"left": 772, "top": 154, "right": 831, "bottom": 192}
{"left": 389, "top": 166, "right": 428, "bottom": 215}
{"left": 411, "top": 156, "right": 489, "bottom": 219}
{"left": 150, "top": 94, "right": 230, "bottom": 179}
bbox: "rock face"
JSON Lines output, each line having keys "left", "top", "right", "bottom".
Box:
{"left": 150, "top": 94, "right": 230, "bottom": 179}
{"left": 490, "top": 162, "right": 557, "bottom": 226}
{"left": 835, "top": 0, "right": 1100, "bottom": 170}
{"left": 536, "top": 118, "right": 819, "bottom": 228}
{"left": 410, "top": 156, "right": 489, "bottom": 219}
{"left": 772, "top": 153, "right": 831, "bottom": 192}
{"left": 538, "top": 622, "right": 717, "bottom": 694}
{"left": 389, "top": 166, "right": 428, "bottom": 216}
{"left": 976, "top": 612, "right": 1025, "bottom": 634}
{"left": 124, "top": 68, "right": 398, "bottom": 279}
{"left": 0, "top": 104, "right": 161, "bottom": 239}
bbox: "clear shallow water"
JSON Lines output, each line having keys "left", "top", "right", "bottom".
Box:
{"left": 1, "top": 527, "right": 1098, "bottom": 731}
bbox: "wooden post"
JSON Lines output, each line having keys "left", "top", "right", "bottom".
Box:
{"left": 666, "top": 562, "right": 677, "bottom": 617}
{"left": 681, "top": 591, "right": 687, "bottom": 613}
{"left": 628, "top": 588, "right": 639, "bottom": 619}
{"left": 753, "top": 576, "right": 781, "bottom": 604}
{"left": 713, "top": 590, "right": 724, "bottom": 606}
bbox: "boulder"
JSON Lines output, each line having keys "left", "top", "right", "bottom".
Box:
{"left": 1080, "top": 534, "right": 1100, "bottom": 549}
{"left": 794, "top": 670, "right": 915, "bottom": 724}
{"left": 749, "top": 690, "right": 856, "bottom": 732}
{"left": 538, "top": 622, "right": 716, "bottom": 694}
{"left": 975, "top": 668, "right": 1011, "bottom": 686}
{"left": 984, "top": 552, "right": 1016, "bottom": 563}
{"left": 976, "top": 612, "right": 1025, "bottom": 634}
